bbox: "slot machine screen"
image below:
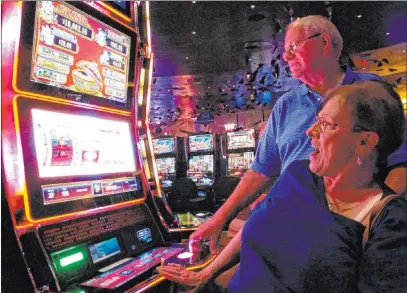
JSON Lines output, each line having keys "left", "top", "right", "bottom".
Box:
{"left": 17, "top": 97, "right": 143, "bottom": 220}
{"left": 17, "top": 1, "right": 138, "bottom": 109}
{"left": 89, "top": 237, "right": 122, "bottom": 264}
{"left": 155, "top": 158, "right": 176, "bottom": 175}
{"left": 228, "top": 152, "right": 255, "bottom": 174}
{"left": 136, "top": 228, "right": 153, "bottom": 245}
{"left": 32, "top": 109, "right": 136, "bottom": 178}
{"left": 227, "top": 130, "right": 256, "bottom": 150}
{"left": 189, "top": 134, "right": 213, "bottom": 152}
{"left": 152, "top": 138, "right": 176, "bottom": 155}
{"left": 187, "top": 155, "right": 214, "bottom": 186}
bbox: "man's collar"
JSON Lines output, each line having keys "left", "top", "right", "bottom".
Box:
{"left": 299, "top": 65, "right": 355, "bottom": 96}
{"left": 340, "top": 65, "right": 358, "bottom": 85}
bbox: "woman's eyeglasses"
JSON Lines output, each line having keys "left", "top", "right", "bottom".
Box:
{"left": 315, "top": 116, "right": 368, "bottom": 133}
{"left": 315, "top": 116, "right": 341, "bottom": 133}
{"left": 283, "top": 33, "right": 322, "bottom": 59}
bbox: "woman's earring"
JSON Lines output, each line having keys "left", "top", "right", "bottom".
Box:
{"left": 357, "top": 156, "right": 363, "bottom": 166}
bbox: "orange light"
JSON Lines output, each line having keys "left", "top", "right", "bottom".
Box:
{"left": 144, "top": 55, "right": 162, "bottom": 196}
{"left": 168, "top": 227, "right": 200, "bottom": 232}
{"left": 12, "top": 95, "right": 145, "bottom": 224}
{"left": 26, "top": 197, "right": 145, "bottom": 225}
{"left": 97, "top": 1, "right": 132, "bottom": 23}
{"left": 145, "top": 1, "right": 152, "bottom": 56}
{"left": 132, "top": 254, "right": 217, "bottom": 292}
{"left": 138, "top": 68, "right": 146, "bottom": 106}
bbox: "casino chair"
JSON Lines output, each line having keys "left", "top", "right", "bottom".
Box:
{"left": 212, "top": 176, "right": 241, "bottom": 210}
{"left": 168, "top": 177, "right": 207, "bottom": 213}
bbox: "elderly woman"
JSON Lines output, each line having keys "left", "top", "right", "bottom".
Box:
{"left": 158, "top": 80, "right": 407, "bottom": 292}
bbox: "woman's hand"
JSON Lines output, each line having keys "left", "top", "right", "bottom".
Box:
{"left": 157, "top": 263, "right": 211, "bottom": 288}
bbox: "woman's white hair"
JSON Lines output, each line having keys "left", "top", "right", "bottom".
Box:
{"left": 287, "top": 15, "right": 343, "bottom": 59}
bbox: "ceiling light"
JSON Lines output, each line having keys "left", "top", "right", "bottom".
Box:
{"left": 357, "top": 14, "right": 362, "bottom": 18}
{"left": 250, "top": 5, "right": 255, "bottom": 9}
{"left": 192, "top": 31, "right": 196, "bottom": 35}
{"left": 192, "top": 1, "right": 196, "bottom": 3}
{"left": 248, "top": 58, "right": 252, "bottom": 61}
{"left": 386, "top": 32, "right": 390, "bottom": 35}
{"left": 186, "top": 56, "right": 189, "bottom": 60}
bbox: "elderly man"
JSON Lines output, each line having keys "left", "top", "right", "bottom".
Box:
{"left": 189, "top": 15, "right": 406, "bottom": 253}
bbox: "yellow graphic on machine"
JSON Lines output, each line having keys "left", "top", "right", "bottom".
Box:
{"left": 71, "top": 61, "right": 103, "bottom": 96}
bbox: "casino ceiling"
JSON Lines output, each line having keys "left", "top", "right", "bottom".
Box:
{"left": 148, "top": 1, "right": 407, "bottom": 136}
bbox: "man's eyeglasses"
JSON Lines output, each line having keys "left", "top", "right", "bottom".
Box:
{"left": 283, "top": 33, "right": 322, "bottom": 58}
{"left": 315, "top": 116, "right": 368, "bottom": 133}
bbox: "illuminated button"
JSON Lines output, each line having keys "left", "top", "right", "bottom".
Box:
{"left": 60, "top": 252, "right": 84, "bottom": 267}
{"left": 177, "top": 252, "right": 193, "bottom": 259}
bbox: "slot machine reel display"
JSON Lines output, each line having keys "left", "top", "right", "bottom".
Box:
{"left": 152, "top": 137, "right": 178, "bottom": 189}
{"left": 1, "top": 2, "right": 214, "bottom": 292}
{"left": 226, "top": 130, "right": 256, "bottom": 177}
{"left": 187, "top": 134, "right": 215, "bottom": 187}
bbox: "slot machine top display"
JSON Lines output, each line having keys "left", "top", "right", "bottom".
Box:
{"left": 188, "top": 134, "right": 213, "bottom": 153}
{"left": 15, "top": 1, "right": 138, "bottom": 110}
{"left": 227, "top": 129, "right": 256, "bottom": 150}
{"left": 152, "top": 137, "right": 176, "bottom": 155}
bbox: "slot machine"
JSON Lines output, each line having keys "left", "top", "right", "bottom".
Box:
{"left": 186, "top": 134, "right": 216, "bottom": 188}
{"left": 152, "top": 137, "right": 179, "bottom": 190}
{"left": 1, "top": 2, "right": 214, "bottom": 292}
{"left": 221, "top": 130, "right": 256, "bottom": 177}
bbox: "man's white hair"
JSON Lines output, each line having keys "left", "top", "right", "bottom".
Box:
{"left": 287, "top": 15, "right": 343, "bottom": 60}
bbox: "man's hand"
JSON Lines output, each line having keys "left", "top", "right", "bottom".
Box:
{"left": 189, "top": 217, "right": 224, "bottom": 254}
{"left": 189, "top": 170, "right": 271, "bottom": 254}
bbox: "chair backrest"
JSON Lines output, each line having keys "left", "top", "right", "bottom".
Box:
{"left": 213, "top": 176, "right": 240, "bottom": 201}
{"left": 170, "top": 177, "right": 198, "bottom": 199}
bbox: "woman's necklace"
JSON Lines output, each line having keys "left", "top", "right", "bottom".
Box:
{"left": 325, "top": 190, "right": 383, "bottom": 224}
{"left": 326, "top": 193, "right": 362, "bottom": 213}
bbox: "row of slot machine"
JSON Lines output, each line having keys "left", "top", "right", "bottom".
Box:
{"left": 146, "top": 130, "right": 259, "bottom": 190}
{"left": 1, "top": 2, "right": 214, "bottom": 292}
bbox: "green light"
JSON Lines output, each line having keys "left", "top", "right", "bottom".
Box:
{"left": 59, "top": 252, "right": 84, "bottom": 267}
{"left": 51, "top": 244, "right": 89, "bottom": 275}
{"left": 64, "top": 288, "right": 86, "bottom": 293}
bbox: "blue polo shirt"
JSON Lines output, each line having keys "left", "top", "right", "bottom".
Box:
{"left": 251, "top": 66, "right": 406, "bottom": 178}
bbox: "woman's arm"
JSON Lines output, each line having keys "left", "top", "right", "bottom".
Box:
{"left": 157, "top": 229, "right": 242, "bottom": 287}
{"left": 358, "top": 197, "right": 407, "bottom": 292}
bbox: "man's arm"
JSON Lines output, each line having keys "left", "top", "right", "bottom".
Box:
{"left": 213, "top": 169, "right": 271, "bottom": 224}
{"left": 189, "top": 169, "right": 271, "bottom": 253}
{"left": 202, "top": 229, "right": 243, "bottom": 280}
{"left": 190, "top": 101, "right": 283, "bottom": 253}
